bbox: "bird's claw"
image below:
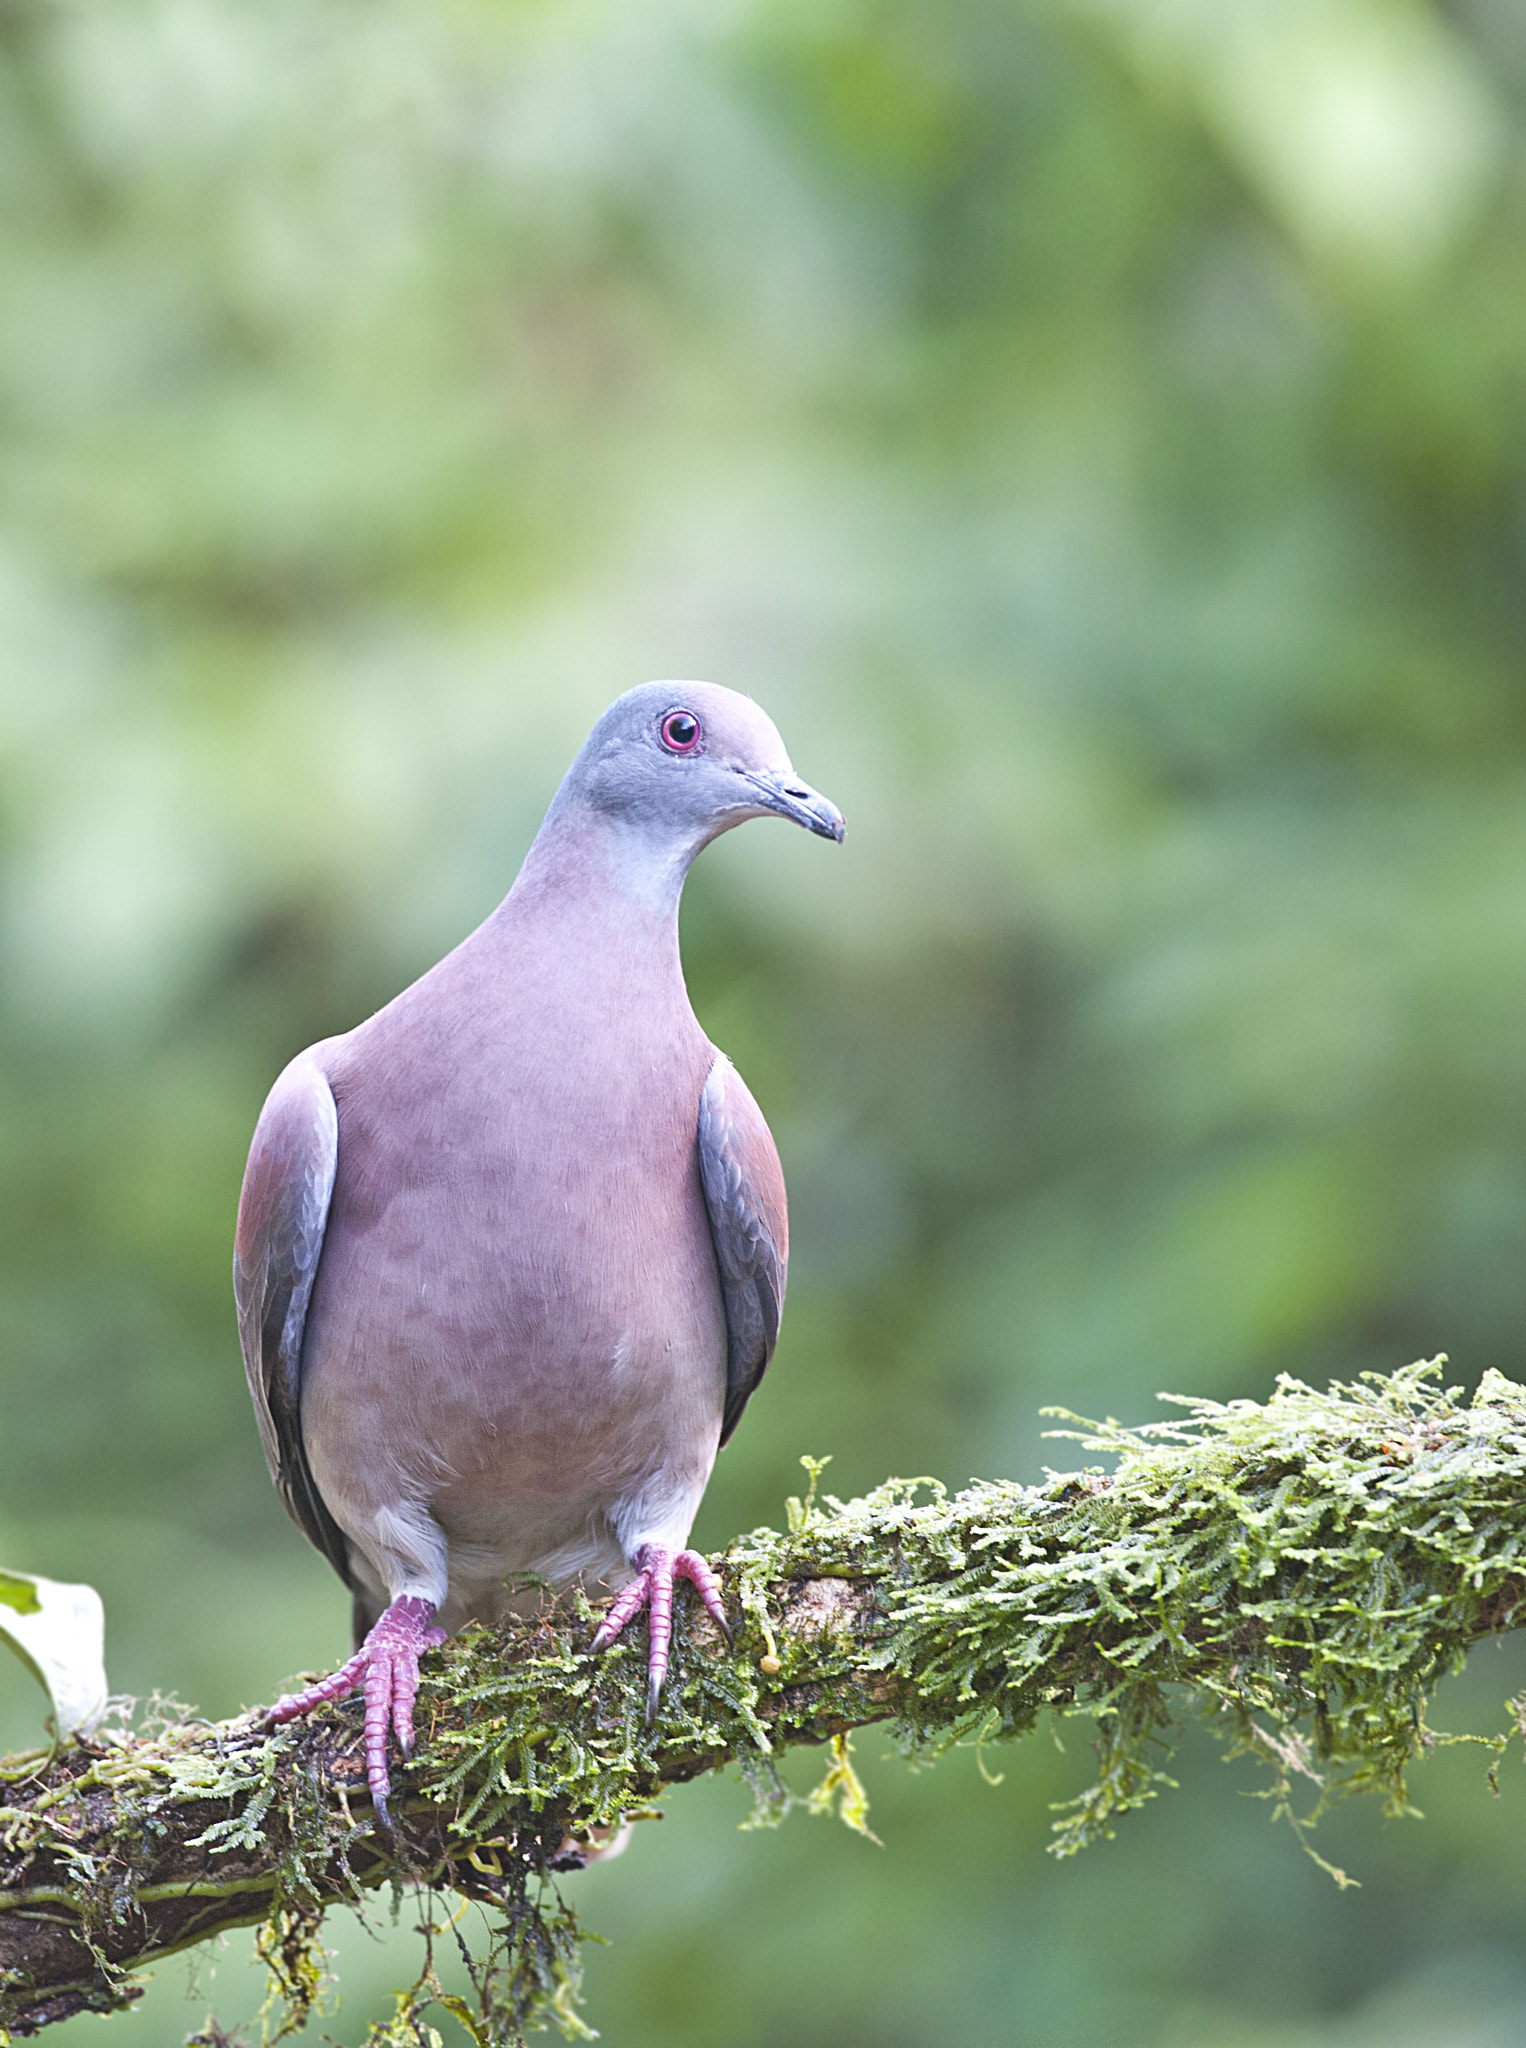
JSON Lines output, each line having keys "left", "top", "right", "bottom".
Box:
{"left": 590, "top": 1545, "right": 729, "bottom": 1718}
{"left": 264, "top": 1594, "right": 444, "bottom": 1827}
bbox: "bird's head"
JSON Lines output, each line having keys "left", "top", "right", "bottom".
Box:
{"left": 558, "top": 682, "right": 846, "bottom": 873}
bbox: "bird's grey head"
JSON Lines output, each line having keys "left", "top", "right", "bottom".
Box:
{"left": 546, "top": 681, "right": 845, "bottom": 911}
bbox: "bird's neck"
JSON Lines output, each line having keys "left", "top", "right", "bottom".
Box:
{"left": 515, "top": 802, "right": 708, "bottom": 920}
{"left": 440, "top": 805, "right": 710, "bottom": 1061}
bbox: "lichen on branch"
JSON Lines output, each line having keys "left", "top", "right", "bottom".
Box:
{"left": 3, "top": 1359, "right": 1525, "bottom": 2044}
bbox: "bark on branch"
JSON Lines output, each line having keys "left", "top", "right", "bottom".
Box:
{"left": 3, "top": 1359, "right": 1525, "bottom": 2041}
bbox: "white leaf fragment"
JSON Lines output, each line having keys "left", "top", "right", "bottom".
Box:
{"left": 0, "top": 1566, "right": 108, "bottom": 1737}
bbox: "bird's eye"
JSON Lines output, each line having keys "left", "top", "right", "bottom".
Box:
{"left": 660, "top": 710, "right": 702, "bottom": 753}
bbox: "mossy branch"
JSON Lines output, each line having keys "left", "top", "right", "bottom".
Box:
{"left": 5, "top": 1359, "right": 1526, "bottom": 2042}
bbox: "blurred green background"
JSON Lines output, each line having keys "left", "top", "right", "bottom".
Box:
{"left": 5, "top": 0, "right": 1526, "bottom": 2040}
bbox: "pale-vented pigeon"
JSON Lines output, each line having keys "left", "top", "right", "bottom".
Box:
{"left": 234, "top": 682, "right": 843, "bottom": 1821}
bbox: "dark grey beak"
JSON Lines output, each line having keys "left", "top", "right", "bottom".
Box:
{"left": 743, "top": 771, "right": 846, "bottom": 843}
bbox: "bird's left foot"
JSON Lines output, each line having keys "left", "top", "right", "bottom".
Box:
{"left": 590, "top": 1546, "right": 729, "bottom": 1718}
{"left": 264, "top": 1595, "right": 447, "bottom": 1828}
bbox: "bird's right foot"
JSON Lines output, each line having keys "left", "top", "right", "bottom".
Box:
{"left": 265, "top": 1594, "right": 446, "bottom": 1827}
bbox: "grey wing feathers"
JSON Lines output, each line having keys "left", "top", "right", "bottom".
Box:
{"left": 697, "top": 1054, "right": 789, "bottom": 1446}
{"left": 233, "top": 1052, "right": 352, "bottom": 1586}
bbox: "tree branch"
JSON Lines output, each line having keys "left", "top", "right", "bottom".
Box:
{"left": 4, "top": 1360, "right": 1525, "bottom": 2042}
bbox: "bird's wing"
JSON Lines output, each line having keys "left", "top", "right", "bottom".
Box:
{"left": 233, "top": 1050, "right": 352, "bottom": 1585}
{"left": 697, "top": 1053, "right": 789, "bottom": 1446}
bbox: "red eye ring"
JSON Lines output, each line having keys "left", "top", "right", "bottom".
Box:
{"left": 660, "top": 709, "right": 702, "bottom": 753}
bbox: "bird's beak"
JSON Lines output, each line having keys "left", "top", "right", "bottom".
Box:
{"left": 741, "top": 770, "right": 847, "bottom": 843}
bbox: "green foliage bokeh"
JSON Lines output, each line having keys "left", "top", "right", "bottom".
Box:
{"left": 3, "top": 0, "right": 1526, "bottom": 2040}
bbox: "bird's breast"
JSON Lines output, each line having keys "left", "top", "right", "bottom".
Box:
{"left": 299, "top": 993, "right": 728, "bottom": 1571}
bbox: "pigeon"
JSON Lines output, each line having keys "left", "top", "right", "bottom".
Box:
{"left": 234, "top": 681, "right": 843, "bottom": 1820}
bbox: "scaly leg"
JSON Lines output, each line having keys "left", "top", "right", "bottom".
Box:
{"left": 590, "top": 1546, "right": 729, "bottom": 1718}
{"left": 265, "top": 1594, "right": 446, "bottom": 1826}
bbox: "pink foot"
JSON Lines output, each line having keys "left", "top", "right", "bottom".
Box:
{"left": 265, "top": 1594, "right": 446, "bottom": 1827}
{"left": 590, "top": 1546, "right": 729, "bottom": 1719}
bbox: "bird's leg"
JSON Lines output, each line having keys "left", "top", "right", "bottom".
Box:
{"left": 264, "top": 1594, "right": 447, "bottom": 1827}
{"left": 590, "top": 1545, "right": 730, "bottom": 1720}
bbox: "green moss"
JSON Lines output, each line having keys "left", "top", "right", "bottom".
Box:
{"left": 6, "top": 1359, "right": 1526, "bottom": 2043}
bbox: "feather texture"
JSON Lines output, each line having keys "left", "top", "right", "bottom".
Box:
{"left": 233, "top": 1051, "right": 351, "bottom": 1586}
{"left": 697, "top": 1053, "right": 789, "bottom": 1445}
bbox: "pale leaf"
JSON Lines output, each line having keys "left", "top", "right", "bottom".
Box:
{"left": 0, "top": 1566, "right": 108, "bottom": 1737}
